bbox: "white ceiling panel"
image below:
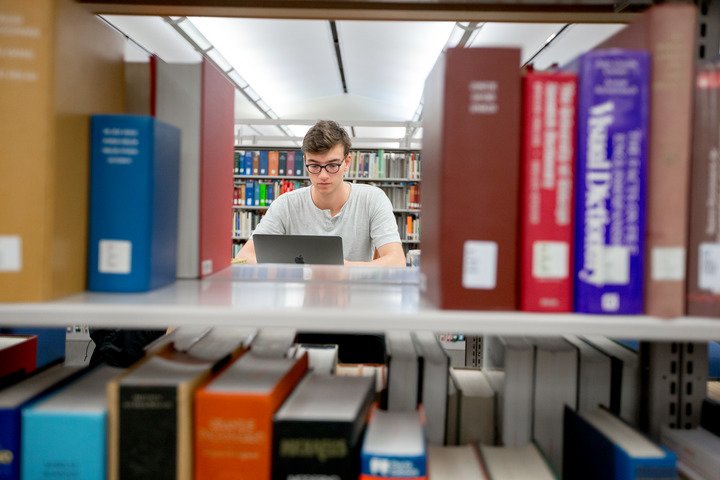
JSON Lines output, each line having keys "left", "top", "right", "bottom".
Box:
{"left": 101, "top": 15, "right": 201, "bottom": 63}
{"left": 337, "top": 21, "right": 455, "bottom": 119}
{"left": 531, "top": 23, "right": 626, "bottom": 70}
{"left": 189, "top": 17, "right": 342, "bottom": 115}
{"left": 468, "top": 22, "right": 567, "bottom": 65}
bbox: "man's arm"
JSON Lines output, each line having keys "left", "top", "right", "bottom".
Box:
{"left": 344, "top": 242, "right": 406, "bottom": 267}
{"left": 234, "top": 238, "right": 257, "bottom": 264}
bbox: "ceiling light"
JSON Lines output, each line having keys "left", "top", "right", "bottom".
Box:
{"left": 244, "top": 87, "right": 260, "bottom": 102}
{"left": 206, "top": 48, "right": 233, "bottom": 73}
{"left": 175, "top": 18, "right": 212, "bottom": 51}
{"left": 227, "top": 70, "right": 248, "bottom": 89}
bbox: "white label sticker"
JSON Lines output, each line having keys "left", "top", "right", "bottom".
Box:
{"left": 201, "top": 259, "right": 213, "bottom": 276}
{"left": 98, "top": 240, "right": 132, "bottom": 274}
{"left": 603, "top": 246, "right": 630, "bottom": 285}
{"left": 699, "top": 243, "right": 720, "bottom": 294}
{"left": 462, "top": 241, "right": 498, "bottom": 289}
{"left": 532, "top": 241, "right": 569, "bottom": 279}
{"left": 651, "top": 247, "right": 686, "bottom": 281}
{"left": 601, "top": 292, "right": 620, "bottom": 312}
{"left": 0, "top": 236, "right": 22, "bottom": 272}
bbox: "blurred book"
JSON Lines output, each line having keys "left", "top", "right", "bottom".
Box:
{"left": 427, "top": 445, "right": 487, "bottom": 479}
{"left": 478, "top": 443, "right": 555, "bottom": 480}
{"left": 661, "top": 426, "right": 720, "bottom": 480}
{"left": 360, "top": 407, "right": 426, "bottom": 479}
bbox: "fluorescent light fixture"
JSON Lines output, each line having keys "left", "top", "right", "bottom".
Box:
{"left": 227, "top": 70, "right": 248, "bottom": 89}
{"left": 267, "top": 109, "right": 278, "bottom": 119}
{"left": 256, "top": 100, "right": 270, "bottom": 112}
{"left": 176, "top": 18, "right": 212, "bottom": 51}
{"left": 206, "top": 47, "right": 233, "bottom": 73}
{"left": 244, "top": 87, "right": 260, "bottom": 101}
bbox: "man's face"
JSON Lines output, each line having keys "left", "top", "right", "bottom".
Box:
{"left": 304, "top": 144, "right": 349, "bottom": 194}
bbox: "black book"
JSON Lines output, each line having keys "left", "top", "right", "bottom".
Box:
{"left": 701, "top": 397, "right": 720, "bottom": 437}
{"left": 272, "top": 373, "right": 375, "bottom": 480}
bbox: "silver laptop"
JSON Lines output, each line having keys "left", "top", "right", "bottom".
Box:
{"left": 253, "top": 234, "right": 344, "bottom": 265}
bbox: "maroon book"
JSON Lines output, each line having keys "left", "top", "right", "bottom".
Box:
{"left": 421, "top": 48, "right": 522, "bottom": 310}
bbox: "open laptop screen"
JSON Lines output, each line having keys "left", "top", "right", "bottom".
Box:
{"left": 252, "top": 234, "right": 344, "bottom": 265}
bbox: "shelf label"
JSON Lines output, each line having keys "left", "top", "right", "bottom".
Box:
{"left": 98, "top": 239, "right": 132, "bottom": 274}
{"left": 462, "top": 241, "right": 497, "bottom": 289}
{"left": 0, "top": 235, "right": 22, "bottom": 272}
{"left": 699, "top": 243, "right": 720, "bottom": 293}
{"left": 532, "top": 241, "right": 569, "bottom": 279}
{"left": 651, "top": 247, "right": 686, "bottom": 281}
{"left": 201, "top": 259, "right": 213, "bottom": 276}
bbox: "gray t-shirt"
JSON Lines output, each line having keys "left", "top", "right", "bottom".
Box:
{"left": 252, "top": 183, "right": 401, "bottom": 261}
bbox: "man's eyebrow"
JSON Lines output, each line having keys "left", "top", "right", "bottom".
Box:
{"left": 305, "top": 159, "right": 344, "bottom": 164}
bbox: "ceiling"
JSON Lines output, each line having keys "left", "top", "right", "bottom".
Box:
{"left": 102, "top": 15, "right": 625, "bottom": 149}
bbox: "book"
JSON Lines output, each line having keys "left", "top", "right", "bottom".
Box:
{"left": 268, "top": 150, "right": 279, "bottom": 176}
{"left": 2, "top": 327, "right": 65, "bottom": 370}
{"left": 563, "top": 407, "right": 677, "bottom": 480}
{"left": 155, "top": 59, "right": 235, "bottom": 279}
{"left": 564, "top": 334, "right": 612, "bottom": 412}
{"left": 295, "top": 150, "right": 304, "bottom": 176}
{"left": 87, "top": 114, "right": 180, "bottom": 292}
{"left": 701, "top": 397, "right": 720, "bottom": 438}
{"left": 0, "top": 0, "right": 125, "bottom": 301}
{"left": 412, "top": 331, "right": 450, "bottom": 445}
{"left": 687, "top": 62, "right": 720, "bottom": 316}
{"left": 0, "top": 335, "right": 37, "bottom": 386}
{"left": 519, "top": 69, "right": 577, "bottom": 312}
{"left": 482, "top": 336, "right": 534, "bottom": 447}
{"left": 531, "top": 337, "right": 578, "bottom": 473}
{"left": 427, "top": 445, "right": 487, "bottom": 479}
{"left": 291, "top": 343, "right": 338, "bottom": 375}
{"left": 421, "top": 47, "right": 522, "bottom": 310}
{"left": 360, "top": 407, "right": 427, "bottom": 480}
{"left": 22, "top": 365, "right": 124, "bottom": 480}
{"left": 661, "top": 426, "right": 720, "bottom": 480}
{"left": 260, "top": 150, "right": 269, "bottom": 175}
{"left": 451, "top": 367, "right": 495, "bottom": 445}
{"left": 478, "top": 443, "right": 555, "bottom": 480}
{"left": 572, "top": 49, "right": 650, "bottom": 314}
{"left": 272, "top": 374, "right": 375, "bottom": 480}
{"left": 0, "top": 364, "right": 85, "bottom": 480}
{"left": 445, "top": 368, "right": 460, "bottom": 445}
{"left": 385, "top": 330, "right": 420, "bottom": 411}
{"left": 194, "top": 352, "right": 309, "bottom": 479}
{"left": 598, "top": 3, "right": 698, "bottom": 318}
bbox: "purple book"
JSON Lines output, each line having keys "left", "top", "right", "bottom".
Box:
{"left": 573, "top": 49, "right": 650, "bottom": 314}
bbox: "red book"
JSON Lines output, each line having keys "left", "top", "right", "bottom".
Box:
{"left": 0, "top": 334, "right": 37, "bottom": 382}
{"left": 286, "top": 150, "right": 296, "bottom": 177}
{"left": 519, "top": 70, "right": 577, "bottom": 312}
{"left": 421, "top": 48, "right": 522, "bottom": 310}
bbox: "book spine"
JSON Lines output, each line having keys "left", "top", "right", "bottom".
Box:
{"left": 360, "top": 454, "right": 427, "bottom": 479}
{"left": 573, "top": 50, "right": 650, "bottom": 314}
{"left": 687, "top": 64, "right": 720, "bottom": 316}
{"left": 260, "top": 151, "right": 269, "bottom": 175}
{"left": 119, "top": 386, "right": 178, "bottom": 479}
{"left": 0, "top": 409, "right": 20, "bottom": 480}
{"left": 520, "top": 72, "right": 577, "bottom": 312}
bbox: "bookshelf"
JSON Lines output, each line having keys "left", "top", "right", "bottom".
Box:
{"left": 233, "top": 147, "right": 422, "bottom": 251}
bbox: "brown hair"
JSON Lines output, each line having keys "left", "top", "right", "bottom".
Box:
{"left": 302, "top": 120, "right": 352, "bottom": 156}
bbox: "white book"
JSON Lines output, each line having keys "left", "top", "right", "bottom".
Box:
{"left": 661, "top": 426, "right": 720, "bottom": 480}
{"left": 412, "top": 331, "right": 450, "bottom": 445}
{"left": 385, "top": 330, "right": 420, "bottom": 411}
{"left": 564, "top": 335, "right": 612, "bottom": 412}
{"left": 531, "top": 337, "right": 577, "bottom": 474}
{"left": 479, "top": 444, "right": 555, "bottom": 480}
{"left": 293, "top": 343, "right": 338, "bottom": 375}
{"left": 483, "top": 336, "right": 534, "bottom": 447}
{"left": 428, "top": 445, "right": 488, "bottom": 479}
{"left": 451, "top": 367, "right": 495, "bottom": 445}
{"left": 445, "top": 369, "right": 460, "bottom": 445}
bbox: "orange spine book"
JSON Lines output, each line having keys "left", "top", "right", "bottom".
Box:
{"left": 194, "top": 353, "right": 309, "bottom": 479}
{"left": 268, "top": 151, "right": 280, "bottom": 176}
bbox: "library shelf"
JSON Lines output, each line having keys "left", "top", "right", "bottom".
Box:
{"left": 0, "top": 265, "right": 718, "bottom": 341}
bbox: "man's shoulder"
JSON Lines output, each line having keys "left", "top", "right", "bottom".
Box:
{"left": 278, "top": 186, "right": 311, "bottom": 203}
{"left": 352, "top": 182, "right": 385, "bottom": 198}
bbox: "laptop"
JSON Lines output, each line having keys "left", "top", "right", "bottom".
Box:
{"left": 253, "top": 234, "right": 344, "bottom": 265}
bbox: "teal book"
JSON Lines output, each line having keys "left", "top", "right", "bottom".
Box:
{"left": 21, "top": 366, "right": 124, "bottom": 480}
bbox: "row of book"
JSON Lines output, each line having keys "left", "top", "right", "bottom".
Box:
{"left": 421, "top": 3, "right": 720, "bottom": 317}
{"left": 234, "top": 149, "right": 305, "bottom": 177}
{"left": 398, "top": 214, "right": 421, "bottom": 242}
{"left": 233, "top": 180, "right": 303, "bottom": 208}
{"left": 378, "top": 183, "right": 422, "bottom": 210}
{"left": 233, "top": 210, "right": 263, "bottom": 240}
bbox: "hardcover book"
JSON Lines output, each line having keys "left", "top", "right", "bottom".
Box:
{"left": 0, "top": 335, "right": 37, "bottom": 385}
{"left": 0, "top": 0, "right": 125, "bottom": 301}
{"left": 272, "top": 374, "right": 375, "bottom": 480}
{"left": 478, "top": 443, "right": 555, "bottom": 480}
{"left": 687, "top": 62, "right": 720, "bottom": 316}
{"left": 421, "top": 47, "right": 522, "bottom": 310}
{"left": 572, "top": 49, "right": 650, "bottom": 314}
{"left": 598, "top": 3, "right": 698, "bottom": 318}
{"left": 411, "top": 331, "right": 449, "bottom": 445}
{"left": 87, "top": 114, "right": 180, "bottom": 292}
{"left": 519, "top": 69, "right": 577, "bottom": 312}
{"left": 427, "top": 445, "right": 487, "bottom": 479}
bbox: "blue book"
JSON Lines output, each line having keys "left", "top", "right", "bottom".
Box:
{"left": 1, "top": 327, "right": 64, "bottom": 369}
{"left": 573, "top": 50, "right": 650, "bottom": 314}
{"left": 244, "top": 151, "right": 253, "bottom": 175}
{"left": 0, "top": 365, "right": 84, "bottom": 480}
{"left": 246, "top": 181, "right": 255, "bottom": 207}
{"left": 21, "top": 366, "right": 123, "bottom": 480}
{"left": 360, "top": 408, "right": 427, "bottom": 479}
{"left": 259, "top": 150, "right": 269, "bottom": 175}
{"left": 267, "top": 183, "right": 275, "bottom": 205}
{"left": 295, "top": 150, "right": 304, "bottom": 176}
{"left": 88, "top": 115, "right": 180, "bottom": 292}
{"left": 563, "top": 406, "right": 677, "bottom": 480}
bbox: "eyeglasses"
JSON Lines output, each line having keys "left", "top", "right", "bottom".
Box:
{"left": 305, "top": 163, "right": 342, "bottom": 174}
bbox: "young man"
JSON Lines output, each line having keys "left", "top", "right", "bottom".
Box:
{"left": 235, "top": 120, "right": 406, "bottom": 267}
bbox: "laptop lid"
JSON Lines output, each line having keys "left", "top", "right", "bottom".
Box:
{"left": 253, "top": 234, "right": 344, "bottom": 265}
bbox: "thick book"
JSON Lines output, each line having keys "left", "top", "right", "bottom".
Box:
{"left": 598, "top": 3, "right": 698, "bottom": 318}
{"left": 21, "top": 366, "right": 124, "bottom": 480}
{"left": 478, "top": 443, "right": 555, "bottom": 480}
{"left": 194, "top": 352, "right": 308, "bottom": 479}
{"left": 412, "top": 331, "right": 449, "bottom": 445}
{"left": 360, "top": 407, "right": 427, "bottom": 480}
{"left": 0, "top": 364, "right": 84, "bottom": 480}
{"left": 421, "top": 47, "right": 522, "bottom": 310}
{"left": 661, "top": 426, "right": 720, "bottom": 480}
{"left": 687, "top": 62, "right": 720, "bottom": 317}
{"left": 0, "top": 0, "right": 125, "bottom": 301}
{"left": 272, "top": 374, "right": 375, "bottom": 480}
{"left": 87, "top": 114, "right": 180, "bottom": 292}
{"left": 564, "top": 335, "right": 613, "bottom": 412}
{"left": 700, "top": 397, "right": 720, "bottom": 438}
{"left": 519, "top": 69, "right": 577, "bottom": 312}
{"left": 155, "top": 59, "right": 235, "bottom": 279}
{"left": 564, "top": 407, "right": 677, "bottom": 480}
{"left": 451, "top": 367, "right": 495, "bottom": 445}
{"left": 482, "top": 336, "right": 534, "bottom": 447}
{"left": 427, "top": 445, "right": 488, "bottom": 479}
{"left": 572, "top": 49, "right": 650, "bottom": 314}
{"left": 0, "top": 335, "right": 37, "bottom": 385}
{"left": 385, "top": 330, "right": 420, "bottom": 411}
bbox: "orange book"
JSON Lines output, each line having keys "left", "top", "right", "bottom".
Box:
{"left": 406, "top": 216, "right": 413, "bottom": 237}
{"left": 268, "top": 150, "right": 280, "bottom": 176}
{"left": 194, "top": 352, "right": 309, "bottom": 479}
